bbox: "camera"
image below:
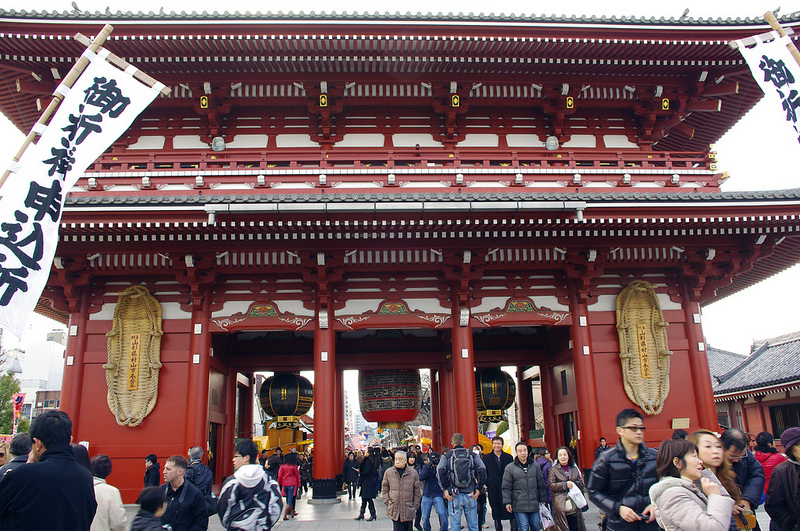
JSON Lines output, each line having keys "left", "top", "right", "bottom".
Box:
{"left": 428, "top": 453, "right": 440, "bottom": 467}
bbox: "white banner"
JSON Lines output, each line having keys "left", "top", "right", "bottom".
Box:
{"left": 737, "top": 34, "right": 800, "bottom": 144}
{"left": 0, "top": 49, "right": 162, "bottom": 337}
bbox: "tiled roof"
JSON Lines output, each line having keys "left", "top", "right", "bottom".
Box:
{"left": 1, "top": 8, "right": 799, "bottom": 26}
{"left": 706, "top": 347, "right": 749, "bottom": 389}
{"left": 712, "top": 332, "right": 800, "bottom": 395}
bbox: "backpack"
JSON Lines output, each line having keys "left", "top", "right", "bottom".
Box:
{"left": 448, "top": 447, "right": 475, "bottom": 489}
{"left": 220, "top": 476, "right": 283, "bottom": 530}
{"left": 187, "top": 462, "right": 217, "bottom": 516}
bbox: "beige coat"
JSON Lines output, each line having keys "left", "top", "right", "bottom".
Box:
{"left": 548, "top": 464, "right": 587, "bottom": 531}
{"left": 382, "top": 466, "right": 422, "bottom": 522}
{"left": 91, "top": 477, "right": 127, "bottom": 531}
{"left": 649, "top": 476, "right": 735, "bottom": 531}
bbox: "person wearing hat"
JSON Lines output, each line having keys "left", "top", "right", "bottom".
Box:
{"left": 764, "top": 427, "right": 800, "bottom": 531}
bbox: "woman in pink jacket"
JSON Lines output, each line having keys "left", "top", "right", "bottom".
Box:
{"left": 278, "top": 452, "right": 302, "bottom": 519}
{"left": 649, "top": 439, "right": 734, "bottom": 531}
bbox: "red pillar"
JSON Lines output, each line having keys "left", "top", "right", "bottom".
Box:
{"left": 756, "top": 397, "right": 767, "bottom": 433}
{"left": 240, "top": 373, "right": 254, "bottom": 440}
{"left": 439, "top": 365, "right": 456, "bottom": 447}
{"left": 60, "top": 288, "right": 90, "bottom": 437}
{"left": 679, "top": 278, "right": 719, "bottom": 431}
{"left": 222, "top": 369, "right": 237, "bottom": 479}
{"left": 430, "top": 369, "right": 442, "bottom": 452}
{"left": 452, "top": 322, "right": 478, "bottom": 447}
{"left": 335, "top": 369, "right": 345, "bottom": 472}
{"left": 539, "top": 363, "right": 558, "bottom": 451}
{"left": 185, "top": 289, "right": 212, "bottom": 450}
{"left": 312, "top": 300, "right": 339, "bottom": 500}
{"left": 516, "top": 367, "right": 535, "bottom": 442}
{"left": 568, "top": 282, "right": 603, "bottom": 470}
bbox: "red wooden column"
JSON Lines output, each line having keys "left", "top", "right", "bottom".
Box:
{"left": 60, "top": 287, "right": 90, "bottom": 436}
{"left": 568, "top": 282, "right": 602, "bottom": 469}
{"left": 516, "top": 367, "right": 535, "bottom": 442}
{"left": 439, "top": 365, "right": 456, "bottom": 446}
{"left": 185, "top": 288, "right": 212, "bottom": 450}
{"left": 335, "top": 369, "right": 345, "bottom": 472}
{"left": 222, "top": 369, "right": 237, "bottom": 479}
{"left": 312, "top": 297, "right": 339, "bottom": 501}
{"left": 240, "top": 372, "right": 254, "bottom": 440}
{"left": 452, "top": 319, "right": 479, "bottom": 447}
{"left": 539, "top": 363, "right": 558, "bottom": 451}
{"left": 679, "top": 278, "right": 719, "bottom": 431}
{"left": 430, "top": 369, "right": 442, "bottom": 452}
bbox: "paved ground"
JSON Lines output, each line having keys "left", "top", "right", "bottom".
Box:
{"left": 123, "top": 491, "right": 774, "bottom": 531}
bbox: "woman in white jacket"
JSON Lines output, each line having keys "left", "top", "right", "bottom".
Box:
{"left": 649, "top": 439, "right": 734, "bottom": 531}
{"left": 90, "top": 455, "right": 127, "bottom": 531}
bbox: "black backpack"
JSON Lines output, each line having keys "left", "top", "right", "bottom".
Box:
{"left": 448, "top": 447, "right": 474, "bottom": 489}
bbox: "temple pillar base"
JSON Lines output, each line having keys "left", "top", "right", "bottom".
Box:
{"left": 310, "top": 478, "right": 342, "bottom": 502}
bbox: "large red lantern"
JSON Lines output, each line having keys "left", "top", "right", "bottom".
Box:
{"left": 259, "top": 372, "right": 314, "bottom": 429}
{"left": 475, "top": 368, "right": 516, "bottom": 423}
{"left": 359, "top": 369, "right": 422, "bottom": 429}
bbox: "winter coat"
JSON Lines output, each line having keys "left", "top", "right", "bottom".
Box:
{"left": 0, "top": 455, "right": 27, "bottom": 477}
{"left": 755, "top": 450, "right": 787, "bottom": 495}
{"left": 144, "top": 463, "right": 160, "bottom": 487}
{"left": 502, "top": 458, "right": 547, "bottom": 513}
{"left": 535, "top": 456, "right": 554, "bottom": 505}
{"left": 382, "top": 466, "right": 422, "bottom": 522}
{"left": 300, "top": 459, "right": 312, "bottom": 481}
{"left": 419, "top": 461, "right": 444, "bottom": 498}
{"left": 731, "top": 450, "right": 765, "bottom": 508}
{"left": 344, "top": 458, "right": 360, "bottom": 482}
{"left": 649, "top": 476, "right": 735, "bottom": 531}
{"left": 765, "top": 458, "right": 800, "bottom": 531}
{"left": 587, "top": 439, "right": 659, "bottom": 531}
{"left": 359, "top": 456, "right": 380, "bottom": 499}
{"left": 437, "top": 445, "right": 488, "bottom": 495}
{"left": 91, "top": 477, "right": 127, "bottom": 531}
{"left": 185, "top": 460, "right": 213, "bottom": 495}
{"left": 267, "top": 454, "right": 283, "bottom": 475}
{"left": 160, "top": 479, "right": 209, "bottom": 531}
{"left": 278, "top": 463, "right": 301, "bottom": 494}
{"left": 0, "top": 445, "right": 97, "bottom": 531}
{"left": 218, "top": 464, "right": 283, "bottom": 530}
{"left": 130, "top": 510, "right": 165, "bottom": 531}
{"left": 596, "top": 445, "right": 611, "bottom": 461}
{"left": 484, "top": 450, "right": 515, "bottom": 520}
{"left": 549, "top": 464, "right": 587, "bottom": 531}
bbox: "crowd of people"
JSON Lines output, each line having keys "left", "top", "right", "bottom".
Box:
{"left": 0, "top": 407, "right": 798, "bottom": 531}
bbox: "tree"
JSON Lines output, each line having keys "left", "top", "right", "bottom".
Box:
{"left": 0, "top": 371, "right": 22, "bottom": 434}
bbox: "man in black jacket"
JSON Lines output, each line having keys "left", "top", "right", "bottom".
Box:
{"left": 483, "top": 436, "right": 516, "bottom": 531}
{"left": 0, "top": 410, "right": 97, "bottom": 531}
{"left": 0, "top": 432, "right": 31, "bottom": 477}
{"left": 144, "top": 453, "right": 160, "bottom": 487}
{"left": 160, "top": 455, "right": 209, "bottom": 531}
{"left": 587, "top": 408, "right": 658, "bottom": 531}
{"left": 721, "top": 428, "right": 765, "bottom": 529}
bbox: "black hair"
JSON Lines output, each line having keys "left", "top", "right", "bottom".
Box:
{"left": 536, "top": 448, "right": 548, "bottom": 457}
{"left": 284, "top": 452, "right": 298, "bottom": 466}
{"left": 672, "top": 429, "right": 688, "bottom": 440}
{"left": 30, "top": 410, "right": 72, "bottom": 449}
{"left": 166, "top": 455, "right": 188, "bottom": 470}
{"left": 137, "top": 486, "right": 166, "bottom": 513}
{"left": 515, "top": 441, "right": 528, "bottom": 450}
{"left": 145, "top": 453, "right": 157, "bottom": 464}
{"left": 235, "top": 439, "right": 259, "bottom": 464}
{"left": 616, "top": 408, "right": 643, "bottom": 427}
{"left": 71, "top": 443, "right": 91, "bottom": 471}
{"left": 91, "top": 454, "right": 113, "bottom": 479}
{"left": 720, "top": 428, "right": 748, "bottom": 451}
{"left": 492, "top": 436, "right": 504, "bottom": 444}
{"left": 754, "top": 432, "right": 777, "bottom": 453}
{"left": 599, "top": 437, "right": 606, "bottom": 442}
{"left": 555, "top": 446, "right": 575, "bottom": 466}
{"left": 656, "top": 439, "right": 698, "bottom": 479}
{"left": 9, "top": 432, "right": 31, "bottom": 456}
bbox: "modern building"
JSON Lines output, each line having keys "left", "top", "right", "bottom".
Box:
{"left": 1, "top": 9, "right": 799, "bottom": 501}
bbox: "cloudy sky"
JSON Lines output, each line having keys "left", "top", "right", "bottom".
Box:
{"left": 1, "top": 0, "right": 799, "bottom": 354}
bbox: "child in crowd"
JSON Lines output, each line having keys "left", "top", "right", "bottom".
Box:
{"left": 130, "top": 486, "right": 167, "bottom": 531}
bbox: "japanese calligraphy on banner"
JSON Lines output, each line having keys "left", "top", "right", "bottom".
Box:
{"left": 0, "top": 50, "right": 162, "bottom": 337}
{"left": 737, "top": 34, "right": 800, "bottom": 144}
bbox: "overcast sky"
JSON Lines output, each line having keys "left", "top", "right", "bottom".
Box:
{"left": 1, "top": 0, "right": 799, "bottom": 354}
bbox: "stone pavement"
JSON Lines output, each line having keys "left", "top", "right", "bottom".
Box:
{"left": 123, "top": 491, "right": 774, "bottom": 531}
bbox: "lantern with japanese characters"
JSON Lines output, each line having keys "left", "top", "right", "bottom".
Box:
{"left": 359, "top": 369, "right": 422, "bottom": 429}
{"left": 259, "top": 372, "right": 314, "bottom": 429}
{"left": 475, "top": 368, "right": 516, "bottom": 423}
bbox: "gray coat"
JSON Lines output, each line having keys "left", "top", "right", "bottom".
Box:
{"left": 501, "top": 458, "right": 547, "bottom": 513}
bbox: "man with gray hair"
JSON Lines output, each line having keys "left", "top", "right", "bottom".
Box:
{"left": 437, "top": 433, "right": 487, "bottom": 531}
{"left": 185, "top": 446, "right": 213, "bottom": 496}
{"left": 0, "top": 432, "right": 31, "bottom": 476}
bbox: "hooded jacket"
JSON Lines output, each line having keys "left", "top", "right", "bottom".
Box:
{"left": 764, "top": 457, "right": 800, "bottom": 531}
{"left": 218, "top": 463, "right": 283, "bottom": 530}
{"left": 754, "top": 450, "right": 787, "bottom": 495}
{"left": 0, "top": 445, "right": 98, "bottom": 531}
{"left": 649, "top": 476, "right": 735, "bottom": 531}
{"left": 382, "top": 466, "right": 422, "bottom": 522}
{"left": 501, "top": 458, "right": 547, "bottom": 513}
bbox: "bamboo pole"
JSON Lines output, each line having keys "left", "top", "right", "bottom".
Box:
{"left": 0, "top": 24, "right": 114, "bottom": 191}
{"left": 765, "top": 10, "right": 800, "bottom": 67}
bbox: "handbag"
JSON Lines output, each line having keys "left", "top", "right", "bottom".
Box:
{"left": 539, "top": 503, "right": 556, "bottom": 531}
{"left": 563, "top": 496, "right": 576, "bottom": 515}
{"left": 735, "top": 510, "right": 757, "bottom": 531}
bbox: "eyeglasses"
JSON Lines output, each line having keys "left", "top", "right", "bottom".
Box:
{"left": 620, "top": 426, "right": 647, "bottom": 432}
{"left": 728, "top": 450, "right": 747, "bottom": 461}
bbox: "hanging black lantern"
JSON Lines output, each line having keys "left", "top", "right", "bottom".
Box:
{"left": 259, "top": 372, "right": 314, "bottom": 429}
{"left": 475, "top": 368, "right": 516, "bottom": 423}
